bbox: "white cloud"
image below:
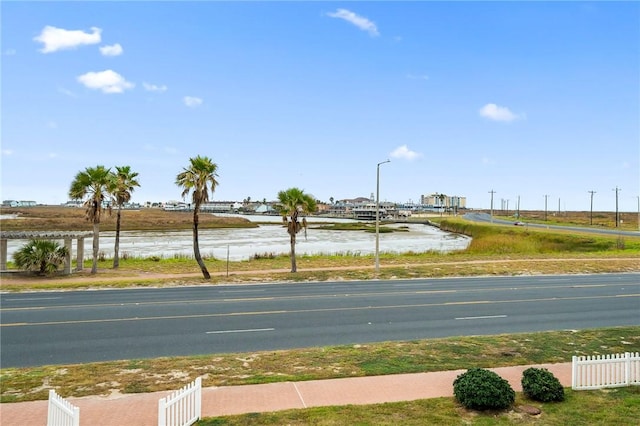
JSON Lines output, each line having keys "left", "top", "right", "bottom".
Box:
{"left": 34, "top": 26, "right": 102, "bottom": 53}
{"left": 390, "top": 145, "right": 422, "bottom": 161}
{"left": 143, "top": 82, "right": 168, "bottom": 93}
{"left": 327, "top": 9, "right": 379, "bottom": 37}
{"left": 406, "top": 73, "right": 429, "bottom": 80}
{"left": 479, "top": 103, "right": 522, "bottom": 122}
{"left": 1, "top": 149, "right": 14, "bottom": 156}
{"left": 99, "top": 43, "right": 123, "bottom": 56}
{"left": 183, "top": 96, "right": 203, "bottom": 107}
{"left": 58, "top": 87, "right": 78, "bottom": 98}
{"left": 77, "top": 69, "right": 134, "bottom": 94}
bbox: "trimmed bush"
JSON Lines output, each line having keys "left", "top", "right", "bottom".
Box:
{"left": 521, "top": 367, "right": 565, "bottom": 402}
{"left": 453, "top": 368, "right": 515, "bottom": 410}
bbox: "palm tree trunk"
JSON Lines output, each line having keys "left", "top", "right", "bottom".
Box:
{"left": 192, "top": 209, "right": 211, "bottom": 279}
{"left": 290, "top": 233, "right": 297, "bottom": 272}
{"left": 113, "top": 207, "right": 122, "bottom": 269}
{"left": 91, "top": 223, "right": 99, "bottom": 274}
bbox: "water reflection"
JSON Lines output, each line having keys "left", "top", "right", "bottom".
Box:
{"left": 5, "top": 215, "right": 470, "bottom": 261}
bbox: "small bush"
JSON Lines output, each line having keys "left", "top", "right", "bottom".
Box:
{"left": 521, "top": 367, "right": 565, "bottom": 402}
{"left": 13, "top": 239, "right": 68, "bottom": 275}
{"left": 453, "top": 368, "right": 515, "bottom": 410}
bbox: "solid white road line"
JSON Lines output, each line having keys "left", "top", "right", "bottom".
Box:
{"left": 206, "top": 327, "right": 275, "bottom": 334}
{"left": 455, "top": 315, "right": 508, "bottom": 320}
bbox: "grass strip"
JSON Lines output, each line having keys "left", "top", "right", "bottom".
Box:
{"left": 196, "top": 386, "right": 640, "bottom": 425}
{"left": 1, "top": 326, "right": 638, "bottom": 403}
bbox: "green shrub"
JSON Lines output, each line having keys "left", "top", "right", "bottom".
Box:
{"left": 13, "top": 239, "right": 68, "bottom": 275}
{"left": 521, "top": 367, "right": 565, "bottom": 402}
{"left": 453, "top": 368, "right": 515, "bottom": 410}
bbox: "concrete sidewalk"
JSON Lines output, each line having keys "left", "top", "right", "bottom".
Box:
{"left": 0, "top": 362, "right": 572, "bottom": 425}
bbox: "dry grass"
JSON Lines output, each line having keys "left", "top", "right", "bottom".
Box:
{"left": 0, "top": 206, "right": 256, "bottom": 231}
{"left": 1, "top": 326, "right": 638, "bottom": 403}
{"left": 505, "top": 209, "right": 640, "bottom": 231}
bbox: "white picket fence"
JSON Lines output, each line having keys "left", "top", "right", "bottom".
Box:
{"left": 47, "top": 389, "right": 80, "bottom": 426}
{"left": 158, "top": 377, "right": 202, "bottom": 426}
{"left": 572, "top": 352, "right": 640, "bottom": 390}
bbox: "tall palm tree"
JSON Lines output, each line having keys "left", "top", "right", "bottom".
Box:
{"left": 109, "top": 166, "right": 140, "bottom": 269}
{"left": 277, "top": 187, "right": 317, "bottom": 273}
{"left": 69, "top": 165, "right": 112, "bottom": 274}
{"left": 175, "top": 155, "right": 219, "bottom": 279}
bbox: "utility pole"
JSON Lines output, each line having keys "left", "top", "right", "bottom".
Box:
{"left": 544, "top": 194, "right": 549, "bottom": 221}
{"left": 613, "top": 187, "right": 620, "bottom": 227}
{"left": 558, "top": 198, "right": 561, "bottom": 215}
{"left": 588, "top": 191, "right": 596, "bottom": 225}
{"left": 489, "top": 190, "right": 496, "bottom": 223}
{"left": 506, "top": 199, "right": 509, "bottom": 216}
{"left": 516, "top": 195, "right": 520, "bottom": 219}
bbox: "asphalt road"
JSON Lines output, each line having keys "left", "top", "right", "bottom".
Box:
{"left": 1, "top": 273, "right": 638, "bottom": 368}
{"left": 464, "top": 212, "right": 640, "bottom": 237}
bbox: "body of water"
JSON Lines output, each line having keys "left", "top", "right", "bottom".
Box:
{"left": 4, "top": 215, "right": 470, "bottom": 261}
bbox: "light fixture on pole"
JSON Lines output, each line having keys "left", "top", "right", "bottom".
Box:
{"left": 375, "top": 159, "right": 390, "bottom": 273}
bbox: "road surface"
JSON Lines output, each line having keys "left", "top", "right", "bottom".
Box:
{"left": 1, "top": 273, "right": 638, "bottom": 367}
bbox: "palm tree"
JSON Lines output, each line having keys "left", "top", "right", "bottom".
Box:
{"left": 69, "top": 165, "right": 112, "bottom": 274}
{"left": 13, "top": 239, "right": 69, "bottom": 275}
{"left": 438, "top": 193, "right": 447, "bottom": 216}
{"left": 175, "top": 155, "right": 219, "bottom": 279}
{"left": 277, "top": 187, "right": 317, "bottom": 273}
{"left": 109, "top": 166, "right": 140, "bottom": 269}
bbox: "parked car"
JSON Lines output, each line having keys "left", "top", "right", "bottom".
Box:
{"left": 514, "top": 221, "right": 525, "bottom": 226}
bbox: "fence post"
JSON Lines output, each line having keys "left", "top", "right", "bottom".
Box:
{"left": 158, "top": 396, "right": 166, "bottom": 426}
{"left": 625, "top": 352, "right": 631, "bottom": 386}
{"left": 195, "top": 377, "right": 202, "bottom": 421}
{"left": 571, "top": 355, "right": 577, "bottom": 389}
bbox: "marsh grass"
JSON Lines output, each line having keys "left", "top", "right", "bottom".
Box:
{"left": 439, "top": 219, "right": 640, "bottom": 254}
{"left": 0, "top": 206, "right": 257, "bottom": 232}
{"left": 498, "top": 209, "right": 640, "bottom": 231}
{"left": 1, "top": 326, "right": 638, "bottom": 403}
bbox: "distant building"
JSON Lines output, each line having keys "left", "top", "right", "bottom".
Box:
{"left": 420, "top": 193, "right": 466, "bottom": 209}
{"left": 201, "top": 201, "right": 242, "bottom": 213}
{"left": 2, "top": 200, "right": 37, "bottom": 207}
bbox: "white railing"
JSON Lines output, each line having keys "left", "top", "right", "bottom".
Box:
{"left": 572, "top": 352, "right": 640, "bottom": 390}
{"left": 47, "top": 389, "right": 80, "bottom": 426}
{"left": 158, "top": 377, "right": 202, "bottom": 426}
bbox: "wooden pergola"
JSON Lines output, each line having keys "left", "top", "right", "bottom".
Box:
{"left": 0, "top": 231, "right": 94, "bottom": 274}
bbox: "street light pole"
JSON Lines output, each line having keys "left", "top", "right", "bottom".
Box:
{"left": 375, "top": 159, "right": 390, "bottom": 273}
{"left": 544, "top": 194, "right": 549, "bottom": 221}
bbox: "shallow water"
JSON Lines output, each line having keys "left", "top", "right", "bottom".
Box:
{"left": 4, "top": 215, "right": 470, "bottom": 261}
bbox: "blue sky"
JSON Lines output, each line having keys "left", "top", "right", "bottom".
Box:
{"left": 1, "top": 1, "right": 638, "bottom": 212}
